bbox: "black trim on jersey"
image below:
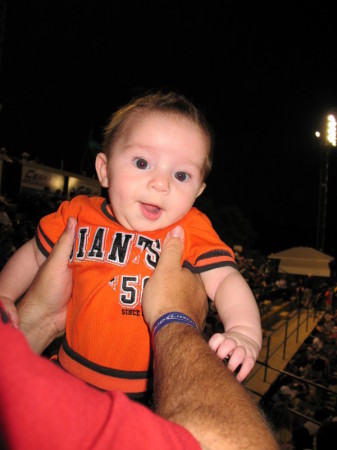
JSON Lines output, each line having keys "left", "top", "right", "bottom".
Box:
{"left": 35, "top": 226, "right": 54, "bottom": 258}
{"left": 101, "top": 199, "right": 118, "bottom": 222}
{"left": 183, "top": 260, "right": 238, "bottom": 273}
{"left": 61, "top": 336, "right": 152, "bottom": 380}
{"left": 38, "top": 224, "right": 55, "bottom": 248}
{"left": 195, "top": 249, "right": 234, "bottom": 263}
{"left": 127, "top": 390, "right": 153, "bottom": 404}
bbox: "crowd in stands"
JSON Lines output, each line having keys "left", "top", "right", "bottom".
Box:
{"left": 259, "top": 308, "right": 337, "bottom": 449}
{"left": 1, "top": 189, "right": 337, "bottom": 449}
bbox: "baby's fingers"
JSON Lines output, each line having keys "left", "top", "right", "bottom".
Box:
{"left": 235, "top": 356, "right": 255, "bottom": 382}
{"left": 209, "top": 334, "right": 237, "bottom": 360}
{"left": 226, "top": 346, "right": 246, "bottom": 374}
{"left": 208, "top": 332, "right": 224, "bottom": 352}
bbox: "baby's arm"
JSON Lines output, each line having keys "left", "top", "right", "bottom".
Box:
{"left": 201, "top": 266, "right": 262, "bottom": 382}
{"left": 0, "top": 238, "right": 46, "bottom": 327}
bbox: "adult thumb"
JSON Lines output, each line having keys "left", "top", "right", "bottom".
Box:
{"left": 49, "top": 216, "right": 77, "bottom": 263}
{"left": 157, "top": 225, "right": 185, "bottom": 270}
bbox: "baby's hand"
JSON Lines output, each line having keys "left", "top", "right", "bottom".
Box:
{"left": 0, "top": 297, "right": 19, "bottom": 328}
{"left": 208, "top": 331, "right": 260, "bottom": 382}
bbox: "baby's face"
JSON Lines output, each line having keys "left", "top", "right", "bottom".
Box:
{"left": 97, "top": 112, "right": 208, "bottom": 231}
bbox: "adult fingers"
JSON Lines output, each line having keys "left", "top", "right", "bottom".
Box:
{"left": 48, "top": 217, "right": 77, "bottom": 264}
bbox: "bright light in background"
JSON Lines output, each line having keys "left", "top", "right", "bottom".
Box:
{"left": 49, "top": 174, "right": 65, "bottom": 191}
{"left": 326, "top": 114, "right": 336, "bottom": 146}
{"left": 316, "top": 112, "right": 337, "bottom": 251}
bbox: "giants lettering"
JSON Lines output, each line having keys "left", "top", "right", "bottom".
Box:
{"left": 72, "top": 227, "right": 161, "bottom": 267}
{"left": 136, "top": 236, "right": 161, "bottom": 269}
{"left": 70, "top": 226, "right": 158, "bottom": 309}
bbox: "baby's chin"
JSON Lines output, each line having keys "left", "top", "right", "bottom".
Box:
{"left": 132, "top": 221, "right": 171, "bottom": 233}
{"left": 116, "top": 210, "right": 188, "bottom": 233}
{"left": 119, "top": 218, "right": 176, "bottom": 233}
{"left": 136, "top": 218, "right": 188, "bottom": 233}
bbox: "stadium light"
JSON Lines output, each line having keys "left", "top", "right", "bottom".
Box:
{"left": 316, "top": 113, "right": 337, "bottom": 251}
{"left": 327, "top": 114, "right": 337, "bottom": 147}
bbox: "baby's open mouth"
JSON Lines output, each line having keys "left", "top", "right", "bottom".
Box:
{"left": 140, "top": 203, "right": 163, "bottom": 220}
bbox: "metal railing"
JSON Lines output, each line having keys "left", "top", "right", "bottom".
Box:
{"left": 261, "top": 306, "right": 322, "bottom": 382}
{"left": 249, "top": 361, "right": 337, "bottom": 427}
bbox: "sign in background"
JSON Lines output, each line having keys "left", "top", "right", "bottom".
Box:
{"left": 21, "top": 163, "right": 65, "bottom": 193}
{"left": 19, "top": 162, "right": 101, "bottom": 198}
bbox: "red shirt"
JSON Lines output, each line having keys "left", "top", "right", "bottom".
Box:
{"left": 0, "top": 302, "right": 200, "bottom": 449}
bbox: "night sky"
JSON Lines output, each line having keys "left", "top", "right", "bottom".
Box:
{"left": 1, "top": 1, "right": 337, "bottom": 255}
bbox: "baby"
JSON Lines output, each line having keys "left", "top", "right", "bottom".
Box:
{"left": 0, "top": 91, "right": 262, "bottom": 400}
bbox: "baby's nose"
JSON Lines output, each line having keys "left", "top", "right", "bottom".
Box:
{"left": 149, "top": 171, "right": 170, "bottom": 193}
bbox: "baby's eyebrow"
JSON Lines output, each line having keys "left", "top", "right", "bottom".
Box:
{"left": 124, "top": 143, "right": 155, "bottom": 152}
{"left": 182, "top": 158, "right": 206, "bottom": 172}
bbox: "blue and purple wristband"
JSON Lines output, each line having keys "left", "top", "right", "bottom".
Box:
{"left": 151, "top": 311, "right": 198, "bottom": 345}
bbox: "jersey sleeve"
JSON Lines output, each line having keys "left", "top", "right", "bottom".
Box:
{"left": 35, "top": 199, "right": 71, "bottom": 257}
{"left": 35, "top": 195, "right": 104, "bottom": 258}
{"left": 181, "top": 208, "right": 238, "bottom": 273}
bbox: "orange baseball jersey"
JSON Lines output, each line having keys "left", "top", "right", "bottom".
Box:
{"left": 36, "top": 195, "right": 237, "bottom": 395}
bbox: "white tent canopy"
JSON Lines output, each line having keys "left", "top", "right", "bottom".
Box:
{"left": 268, "top": 247, "right": 335, "bottom": 278}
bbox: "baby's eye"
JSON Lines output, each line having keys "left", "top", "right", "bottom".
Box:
{"left": 175, "top": 171, "right": 190, "bottom": 182}
{"left": 134, "top": 158, "right": 149, "bottom": 170}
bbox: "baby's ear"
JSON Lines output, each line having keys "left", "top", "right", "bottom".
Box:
{"left": 95, "top": 153, "right": 109, "bottom": 188}
{"left": 197, "top": 182, "right": 206, "bottom": 198}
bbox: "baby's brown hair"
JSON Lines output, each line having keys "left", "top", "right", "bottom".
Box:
{"left": 103, "top": 90, "right": 214, "bottom": 180}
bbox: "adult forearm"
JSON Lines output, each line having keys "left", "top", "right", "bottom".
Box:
{"left": 153, "top": 324, "right": 278, "bottom": 450}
